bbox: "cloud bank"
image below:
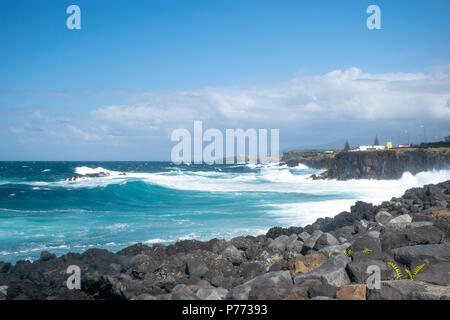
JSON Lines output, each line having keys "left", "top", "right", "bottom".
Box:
{"left": 6, "top": 65, "right": 450, "bottom": 158}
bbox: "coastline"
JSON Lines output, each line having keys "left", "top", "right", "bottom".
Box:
{"left": 1, "top": 179, "right": 449, "bottom": 300}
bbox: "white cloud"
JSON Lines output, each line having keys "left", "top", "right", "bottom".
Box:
{"left": 68, "top": 125, "right": 100, "bottom": 141}
{"left": 7, "top": 65, "right": 450, "bottom": 150}
{"left": 91, "top": 66, "right": 450, "bottom": 131}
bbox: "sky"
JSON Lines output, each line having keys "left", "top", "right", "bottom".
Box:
{"left": 0, "top": 0, "right": 449, "bottom": 160}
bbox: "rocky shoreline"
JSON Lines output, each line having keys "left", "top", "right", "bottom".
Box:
{"left": 1, "top": 181, "right": 450, "bottom": 300}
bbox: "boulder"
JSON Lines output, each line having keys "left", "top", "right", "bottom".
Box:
{"left": 221, "top": 245, "right": 244, "bottom": 265}
{"left": 186, "top": 256, "right": 209, "bottom": 278}
{"left": 298, "top": 232, "right": 311, "bottom": 242}
{"left": 381, "top": 226, "right": 445, "bottom": 251}
{"left": 0, "top": 262, "right": 11, "bottom": 274}
{"left": 434, "top": 216, "right": 450, "bottom": 236}
{"left": 0, "top": 285, "right": 7, "bottom": 300}
{"left": 128, "top": 254, "right": 159, "bottom": 279}
{"left": 317, "top": 242, "right": 351, "bottom": 255}
{"left": 294, "top": 277, "right": 338, "bottom": 299}
{"left": 239, "top": 261, "right": 267, "bottom": 280}
{"left": 285, "top": 234, "right": 303, "bottom": 252}
{"left": 375, "top": 211, "right": 392, "bottom": 225}
{"left": 301, "top": 230, "right": 323, "bottom": 254}
{"left": 313, "top": 233, "right": 339, "bottom": 250}
{"left": 388, "top": 214, "right": 412, "bottom": 224}
{"left": 346, "top": 259, "right": 394, "bottom": 283}
{"left": 226, "top": 271, "right": 293, "bottom": 300}
{"left": 294, "top": 254, "right": 351, "bottom": 287}
{"left": 132, "top": 293, "right": 157, "bottom": 300}
{"left": 268, "top": 235, "right": 289, "bottom": 252}
{"left": 388, "top": 243, "right": 450, "bottom": 266}
{"left": 230, "top": 236, "right": 254, "bottom": 251}
{"left": 336, "top": 284, "right": 366, "bottom": 300}
{"left": 310, "top": 296, "right": 338, "bottom": 300}
{"left": 196, "top": 287, "right": 228, "bottom": 300}
{"left": 414, "top": 262, "right": 450, "bottom": 286}
{"left": 248, "top": 283, "right": 307, "bottom": 300}
{"left": 367, "top": 280, "right": 450, "bottom": 300}
{"left": 290, "top": 253, "right": 328, "bottom": 275}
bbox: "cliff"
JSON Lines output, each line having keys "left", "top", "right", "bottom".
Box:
{"left": 282, "top": 150, "right": 336, "bottom": 169}
{"left": 325, "top": 148, "right": 450, "bottom": 180}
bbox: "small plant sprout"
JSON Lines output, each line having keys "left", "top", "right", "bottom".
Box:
{"left": 361, "top": 248, "right": 372, "bottom": 253}
{"left": 343, "top": 249, "right": 353, "bottom": 258}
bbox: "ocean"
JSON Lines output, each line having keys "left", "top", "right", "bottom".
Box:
{"left": 1, "top": 161, "right": 449, "bottom": 263}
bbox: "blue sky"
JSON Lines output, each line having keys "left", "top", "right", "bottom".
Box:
{"left": 0, "top": 0, "right": 449, "bottom": 160}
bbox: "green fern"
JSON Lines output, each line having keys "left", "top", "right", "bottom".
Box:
{"left": 361, "top": 248, "right": 372, "bottom": 253}
{"left": 405, "top": 264, "right": 425, "bottom": 280}
{"left": 387, "top": 261, "right": 404, "bottom": 280}
{"left": 328, "top": 251, "right": 333, "bottom": 258}
{"left": 387, "top": 262, "right": 426, "bottom": 280}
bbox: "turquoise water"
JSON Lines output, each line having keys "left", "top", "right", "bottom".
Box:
{"left": 1, "top": 161, "right": 448, "bottom": 263}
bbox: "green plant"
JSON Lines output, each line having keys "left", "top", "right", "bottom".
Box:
{"left": 343, "top": 140, "right": 350, "bottom": 152}
{"left": 343, "top": 249, "right": 353, "bottom": 257}
{"left": 387, "top": 262, "right": 404, "bottom": 280}
{"left": 405, "top": 264, "right": 425, "bottom": 280}
{"left": 387, "top": 262, "right": 426, "bottom": 280}
{"left": 361, "top": 248, "right": 372, "bottom": 253}
{"left": 328, "top": 251, "right": 333, "bottom": 258}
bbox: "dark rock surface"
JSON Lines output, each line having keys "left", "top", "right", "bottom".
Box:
{"left": 325, "top": 149, "right": 450, "bottom": 180}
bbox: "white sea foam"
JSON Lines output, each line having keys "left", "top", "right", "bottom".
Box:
{"left": 74, "top": 166, "right": 117, "bottom": 175}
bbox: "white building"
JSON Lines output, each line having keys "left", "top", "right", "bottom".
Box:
{"left": 352, "top": 145, "right": 386, "bottom": 151}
